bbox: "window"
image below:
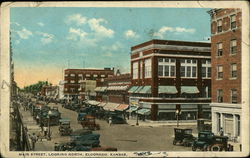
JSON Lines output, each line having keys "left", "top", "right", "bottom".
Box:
{"left": 230, "top": 14, "right": 236, "bottom": 29}
{"left": 70, "top": 74, "right": 75, "bottom": 77}
{"left": 70, "top": 80, "right": 75, "bottom": 83}
{"left": 64, "top": 80, "right": 68, "bottom": 83}
{"left": 101, "top": 74, "right": 106, "bottom": 78}
{"left": 217, "top": 19, "right": 222, "bottom": 33}
{"left": 132, "top": 62, "right": 138, "bottom": 79}
{"left": 64, "top": 74, "right": 68, "bottom": 77}
{"left": 231, "top": 89, "right": 237, "bottom": 103}
{"left": 230, "top": 39, "right": 237, "bottom": 55}
{"left": 158, "top": 58, "right": 176, "bottom": 77}
{"left": 202, "top": 60, "right": 211, "bottom": 78}
{"left": 93, "top": 74, "right": 98, "bottom": 77}
{"left": 230, "top": 63, "right": 237, "bottom": 78}
{"left": 144, "top": 58, "right": 151, "bottom": 78}
{"left": 78, "top": 87, "right": 81, "bottom": 91}
{"left": 217, "top": 89, "right": 223, "bottom": 103}
{"left": 217, "top": 65, "right": 223, "bottom": 79}
{"left": 180, "top": 59, "right": 197, "bottom": 78}
{"left": 78, "top": 74, "right": 83, "bottom": 77}
{"left": 86, "top": 74, "right": 90, "bottom": 77}
{"left": 140, "top": 61, "right": 143, "bottom": 79}
{"left": 217, "top": 43, "right": 223, "bottom": 56}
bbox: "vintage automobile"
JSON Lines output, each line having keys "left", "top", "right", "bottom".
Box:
{"left": 59, "top": 118, "right": 73, "bottom": 136}
{"left": 111, "top": 115, "right": 127, "bottom": 124}
{"left": 173, "top": 128, "right": 195, "bottom": 147}
{"left": 54, "top": 142, "right": 91, "bottom": 151}
{"left": 192, "top": 131, "right": 214, "bottom": 151}
{"left": 80, "top": 115, "right": 100, "bottom": 130}
{"left": 77, "top": 112, "right": 87, "bottom": 122}
{"left": 206, "top": 136, "right": 231, "bottom": 151}
{"left": 192, "top": 131, "right": 232, "bottom": 151}
{"left": 70, "top": 129, "right": 100, "bottom": 147}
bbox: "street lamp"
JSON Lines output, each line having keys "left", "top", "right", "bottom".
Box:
{"left": 136, "top": 107, "right": 139, "bottom": 126}
{"left": 175, "top": 109, "right": 182, "bottom": 127}
{"left": 47, "top": 110, "right": 52, "bottom": 140}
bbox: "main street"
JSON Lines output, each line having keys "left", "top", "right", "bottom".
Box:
{"left": 45, "top": 102, "right": 195, "bottom": 151}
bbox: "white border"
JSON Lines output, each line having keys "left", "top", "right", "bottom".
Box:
{"left": 1, "top": 1, "right": 249, "bottom": 158}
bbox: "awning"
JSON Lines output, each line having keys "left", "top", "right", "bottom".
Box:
{"left": 181, "top": 86, "right": 199, "bottom": 94}
{"left": 138, "top": 86, "right": 151, "bottom": 94}
{"left": 134, "top": 86, "right": 144, "bottom": 93}
{"left": 137, "top": 108, "right": 151, "bottom": 115}
{"left": 126, "top": 106, "right": 139, "bottom": 112}
{"left": 87, "top": 100, "right": 100, "bottom": 106}
{"left": 94, "top": 87, "right": 102, "bottom": 92}
{"left": 159, "top": 86, "right": 178, "bottom": 94}
{"left": 128, "top": 86, "right": 139, "bottom": 93}
{"left": 115, "top": 104, "right": 129, "bottom": 111}
{"left": 98, "top": 102, "right": 107, "bottom": 107}
{"left": 103, "top": 102, "right": 120, "bottom": 111}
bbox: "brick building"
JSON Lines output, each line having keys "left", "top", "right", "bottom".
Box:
{"left": 129, "top": 39, "right": 212, "bottom": 121}
{"left": 64, "top": 68, "right": 114, "bottom": 99}
{"left": 208, "top": 8, "right": 241, "bottom": 142}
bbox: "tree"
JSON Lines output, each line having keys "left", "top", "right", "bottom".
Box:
{"left": 21, "top": 81, "right": 50, "bottom": 94}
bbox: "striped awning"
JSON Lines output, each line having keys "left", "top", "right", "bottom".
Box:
{"left": 115, "top": 104, "right": 129, "bottom": 111}
{"left": 100, "top": 87, "right": 107, "bottom": 92}
{"left": 137, "top": 108, "right": 151, "bottom": 115}
{"left": 181, "top": 86, "right": 199, "bottom": 94}
{"left": 133, "top": 86, "right": 144, "bottom": 93}
{"left": 87, "top": 100, "right": 100, "bottom": 106}
{"left": 126, "top": 106, "right": 139, "bottom": 112}
{"left": 103, "top": 102, "right": 120, "bottom": 111}
{"left": 138, "top": 86, "right": 151, "bottom": 94}
{"left": 128, "top": 86, "right": 138, "bottom": 93}
{"left": 158, "top": 86, "right": 178, "bottom": 94}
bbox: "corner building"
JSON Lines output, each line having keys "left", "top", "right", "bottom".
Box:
{"left": 208, "top": 8, "right": 242, "bottom": 142}
{"left": 130, "top": 39, "right": 211, "bottom": 121}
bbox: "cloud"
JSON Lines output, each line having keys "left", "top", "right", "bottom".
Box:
{"left": 11, "top": 22, "right": 20, "bottom": 26}
{"left": 67, "top": 27, "right": 88, "bottom": 41}
{"left": 37, "top": 22, "right": 44, "bottom": 27}
{"left": 102, "top": 42, "right": 123, "bottom": 52}
{"left": 36, "top": 31, "right": 54, "bottom": 44}
{"left": 65, "top": 14, "right": 87, "bottom": 26}
{"left": 124, "top": 30, "right": 139, "bottom": 39}
{"left": 88, "top": 18, "right": 114, "bottom": 38}
{"left": 16, "top": 28, "right": 33, "bottom": 39}
{"left": 153, "top": 26, "right": 195, "bottom": 39}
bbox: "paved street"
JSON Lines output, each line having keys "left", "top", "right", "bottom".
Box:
{"left": 43, "top": 102, "right": 196, "bottom": 151}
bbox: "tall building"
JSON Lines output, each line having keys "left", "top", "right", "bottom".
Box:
{"left": 208, "top": 9, "right": 242, "bottom": 142}
{"left": 130, "top": 39, "right": 211, "bottom": 121}
{"left": 64, "top": 68, "right": 114, "bottom": 99}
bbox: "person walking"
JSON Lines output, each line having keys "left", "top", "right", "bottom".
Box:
{"left": 108, "top": 116, "right": 112, "bottom": 126}
{"left": 44, "top": 126, "right": 48, "bottom": 136}
{"left": 30, "top": 133, "right": 37, "bottom": 150}
{"left": 219, "top": 127, "right": 224, "bottom": 136}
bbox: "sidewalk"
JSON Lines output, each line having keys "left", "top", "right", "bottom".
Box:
{"left": 19, "top": 105, "right": 55, "bottom": 151}
{"left": 126, "top": 118, "right": 197, "bottom": 127}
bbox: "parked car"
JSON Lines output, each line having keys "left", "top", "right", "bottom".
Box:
{"left": 80, "top": 115, "right": 100, "bottom": 130}
{"left": 192, "top": 131, "right": 214, "bottom": 151}
{"left": 54, "top": 142, "right": 91, "bottom": 151}
{"left": 59, "top": 118, "right": 73, "bottom": 136}
{"left": 173, "top": 128, "right": 195, "bottom": 147}
{"left": 111, "top": 115, "right": 127, "bottom": 124}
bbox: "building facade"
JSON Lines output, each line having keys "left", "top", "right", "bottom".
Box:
{"left": 64, "top": 68, "right": 114, "bottom": 99}
{"left": 79, "top": 80, "right": 97, "bottom": 100}
{"left": 95, "top": 73, "right": 131, "bottom": 104}
{"left": 208, "top": 8, "right": 242, "bottom": 142}
{"left": 130, "top": 39, "right": 212, "bottom": 121}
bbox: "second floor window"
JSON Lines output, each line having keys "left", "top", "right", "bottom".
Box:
{"left": 231, "top": 89, "right": 237, "bottom": 103}
{"left": 180, "top": 59, "right": 197, "bottom": 78}
{"left": 144, "top": 58, "right": 151, "bottom": 78}
{"left": 217, "top": 43, "right": 223, "bottom": 56}
{"left": 217, "top": 89, "right": 223, "bottom": 103}
{"left": 230, "top": 39, "right": 237, "bottom": 55}
{"left": 230, "top": 63, "right": 237, "bottom": 78}
{"left": 217, "top": 19, "right": 222, "bottom": 33}
{"left": 132, "top": 61, "right": 138, "bottom": 79}
{"left": 202, "top": 60, "right": 211, "bottom": 78}
{"left": 230, "top": 14, "right": 236, "bottom": 29}
{"left": 217, "top": 65, "right": 223, "bottom": 79}
{"left": 70, "top": 80, "right": 75, "bottom": 83}
{"left": 70, "top": 74, "right": 75, "bottom": 77}
{"left": 158, "top": 58, "right": 176, "bottom": 77}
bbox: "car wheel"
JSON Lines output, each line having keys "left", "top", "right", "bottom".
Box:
{"left": 211, "top": 145, "right": 220, "bottom": 151}
{"left": 192, "top": 146, "right": 197, "bottom": 151}
{"left": 173, "top": 140, "right": 176, "bottom": 145}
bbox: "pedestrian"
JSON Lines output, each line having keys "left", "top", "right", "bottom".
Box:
{"left": 30, "top": 133, "right": 37, "bottom": 150}
{"left": 40, "top": 122, "right": 44, "bottom": 132}
{"left": 36, "top": 115, "right": 40, "bottom": 124}
{"left": 108, "top": 116, "right": 112, "bottom": 126}
{"left": 44, "top": 126, "right": 48, "bottom": 136}
{"left": 219, "top": 127, "right": 224, "bottom": 136}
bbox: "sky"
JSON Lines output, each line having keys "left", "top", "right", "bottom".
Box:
{"left": 10, "top": 7, "right": 211, "bottom": 88}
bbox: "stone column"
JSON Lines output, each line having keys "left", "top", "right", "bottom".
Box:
{"left": 211, "top": 111, "right": 218, "bottom": 134}
{"left": 233, "top": 114, "right": 238, "bottom": 138}
{"left": 220, "top": 112, "right": 224, "bottom": 129}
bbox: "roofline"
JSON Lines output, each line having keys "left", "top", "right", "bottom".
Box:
{"left": 64, "top": 68, "right": 114, "bottom": 71}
